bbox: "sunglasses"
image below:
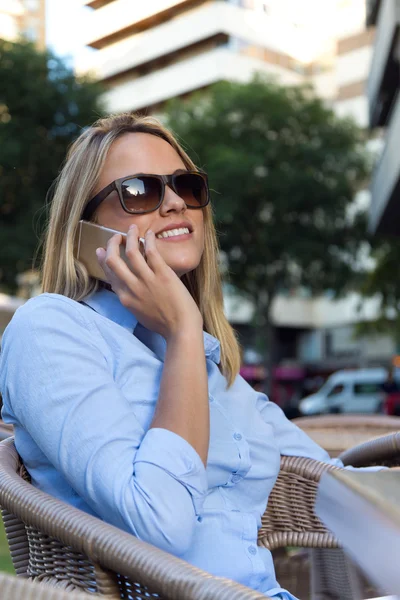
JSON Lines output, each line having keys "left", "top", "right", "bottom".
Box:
{"left": 82, "top": 169, "right": 210, "bottom": 221}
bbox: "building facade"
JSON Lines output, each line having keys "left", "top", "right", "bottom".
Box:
{"left": 0, "top": 0, "right": 46, "bottom": 48}
{"left": 79, "top": 0, "right": 374, "bottom": 127}
{"left": 367, "top": 0, "right": 400, "bottom": 233}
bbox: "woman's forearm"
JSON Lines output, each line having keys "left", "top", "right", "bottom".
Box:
{"left": 150, "top": 326, "right": 209, "bottom": 465}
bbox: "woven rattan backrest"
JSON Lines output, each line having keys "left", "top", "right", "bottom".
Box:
{"left": 258, "top": 455, "right": 340, "bottom": 551}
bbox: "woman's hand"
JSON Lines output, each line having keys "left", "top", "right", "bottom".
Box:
{"left": 96, "top": 224, "right": 203, "bottom": 340}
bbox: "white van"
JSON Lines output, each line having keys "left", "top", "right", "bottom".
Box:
{"left": 299, "top": 368, "right": 392, "bottom": 416}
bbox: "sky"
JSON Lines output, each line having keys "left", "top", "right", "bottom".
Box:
{"left": 46, "top": 0, "right": 94, "bottom": 68}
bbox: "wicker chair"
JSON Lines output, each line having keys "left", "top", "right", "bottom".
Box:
{"left": 0, "top": 437, "right": 269, "bottom": 600}
{"left": 0, "top": 437, "right": 346, "bottom": 600}
{"left": 1, "top": 435, "right": 397, "bottom": 600}
{"left": 0, "top": 573, "right": 91, "bottom": 600}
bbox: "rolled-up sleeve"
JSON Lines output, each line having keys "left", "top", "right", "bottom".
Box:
{"left": 256, "top": 395, "right": 387, "bottom": 471}
{"left": 0, "top": 297, "right": 207, "bottom": 555}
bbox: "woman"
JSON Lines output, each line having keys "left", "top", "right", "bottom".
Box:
{"left": 0, "top": 114, "right": 384, "bottom": 599}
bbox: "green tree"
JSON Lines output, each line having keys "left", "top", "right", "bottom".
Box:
{"left": 0, "top": 40, "right": 104, "bottom": 292}
{"left": 355, "top": 240, "right": 400, "bottom": 345}
{"left": 166, "top": 77, "right": 371, "bottom": 377}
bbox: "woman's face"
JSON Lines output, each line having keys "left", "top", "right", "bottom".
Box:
{"left": 95, "top": 132, "right": 205, "bottom": 278}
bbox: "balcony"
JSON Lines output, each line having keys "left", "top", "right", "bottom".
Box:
{"left": 84, "top": 0, "right": 204, "bottom": 49}
{"left": 369, "top": 94, "right": 400, "bottom": 233}
{"left": 82, "top": 0, "right": 114, "bottom": 8}
{"left": 80, "top": 2, "right": 226, "bottom": 80}
{"left": 79, "top": 2, "right": 315, "bottom": 82}
{"left": 367, "top": 0, "right": 400, "bottom": 126}
{"left": 102, "top": 46, "right": 301, "bottom": 113}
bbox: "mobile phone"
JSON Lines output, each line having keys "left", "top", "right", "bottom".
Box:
{"left": 75, "top": 220, "right": 145, "bottom": 282}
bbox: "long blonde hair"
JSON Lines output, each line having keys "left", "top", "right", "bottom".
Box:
{"left": 41, "top": 113, "right": 241, "bottom": 386}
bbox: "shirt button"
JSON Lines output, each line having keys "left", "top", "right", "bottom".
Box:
{"left": 233, "top": 433, "right": 242, "bottom": 441}
{"left": 209, "top": 396, "right": 214, "bottom": 403}
{"left": 197, "top": 516, "right": 203, "bottom": 523}
{"left": 248, "top": 545, "right": 257, "bottom": 555}
{"left": 231, "top": 473, "right": 241, "bottom": 483}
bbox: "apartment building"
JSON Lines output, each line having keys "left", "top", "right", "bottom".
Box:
{"left": 0, "top": 0, "right": 46, "bottom": 48}
{"left": 367, "top": 0, "right": 400, "bottom": 234}
{"left": 79, "top": 0, "right": 374, "bottom": 123}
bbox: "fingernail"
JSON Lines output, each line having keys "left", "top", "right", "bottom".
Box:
{"left": 96, "top": 248, "right": 103, "bottom": 257}
{"left": 146, "top": 230, "right": 153, "bottom": 236}
{"left": 129, "top": 224, "right": 136, "bottom": 231}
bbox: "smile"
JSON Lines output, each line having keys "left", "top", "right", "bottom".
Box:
{"left": 156, "top": 227, "right": 190, "bottom": 239}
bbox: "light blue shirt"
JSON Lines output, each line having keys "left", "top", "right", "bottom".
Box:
{"left": 0, "top": 289, "right": 373, "bottom": 599}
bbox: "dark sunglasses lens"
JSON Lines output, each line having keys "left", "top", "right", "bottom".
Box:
{"left": 175, "top": 173, "right": 208, "bottom": 207}
{"left": 121, "top": 177, "right": 162, "bottom": 213}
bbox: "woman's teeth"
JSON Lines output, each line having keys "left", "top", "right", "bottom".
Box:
{"left": 156, "top": 227, "right": 190, "bottom": 239}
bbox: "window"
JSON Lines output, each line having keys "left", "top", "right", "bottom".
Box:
{"left": 327, "top": 384, "right": 344, "bottom": 397}
{"left": 354, "top": 382, "right": 382, "bottom": 395}
{"left": 24, "top": 0, "right": 40, "bottom": 11}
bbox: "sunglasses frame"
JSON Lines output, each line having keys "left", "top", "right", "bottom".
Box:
{"left": 82, "top": 169, "right": 210, "bottom": 221}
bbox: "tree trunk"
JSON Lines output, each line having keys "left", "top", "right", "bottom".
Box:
{"left": 264, "top": 315, "right": 277, "bottom": 398}
{"left": 254, "top": 292, "right": 275, "bottom": 397}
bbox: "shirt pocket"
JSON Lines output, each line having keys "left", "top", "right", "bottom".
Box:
{"left": 206, "top": 401, "right": 251, "bottom": 489}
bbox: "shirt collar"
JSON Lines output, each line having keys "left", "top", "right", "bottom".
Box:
{"left": 83, "top": 288, "right": 138, "bottom": 332}
{"left": 83, "top": 288, "right": 221, "bottom": 365}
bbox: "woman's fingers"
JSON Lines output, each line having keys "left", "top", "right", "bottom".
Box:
{"left": 125, "top": 225, "right": 149, "bottom": 275}
{"left": 96, "top": 227, "right": 169, "bottom": 295}
{"left": 144, "top": 230, "right": 167, "bottom": 274}
{"left": 97, "top": 233, "right": 138, "bottom": 286}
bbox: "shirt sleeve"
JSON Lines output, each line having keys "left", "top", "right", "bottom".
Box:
{"left": 0, "top": 296, "right": 207, "bottom": 556}
{"left": 256, "top": 394, "right": 387, "bottom": 471}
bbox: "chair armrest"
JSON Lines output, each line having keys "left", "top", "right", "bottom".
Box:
{"left": 0, "top": 438, "right": 267, "bottom": 600}
{"left": 259, "top": 455, "right": 341, "bottom": 550}
{"left": 339, "top": 432, "right": 400, "bottom": 468}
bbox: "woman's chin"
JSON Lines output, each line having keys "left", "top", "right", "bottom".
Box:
{"left": 165, "top": 258, "right": 200, "bottom": 278}
{"left": 158, "top": 247, "right": 202, "bottom": 278}
{"left": 171, "top": 264, "right": 197, "bottom": 278}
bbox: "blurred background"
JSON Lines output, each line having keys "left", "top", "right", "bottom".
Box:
{"left": 1, "top": 0, "right": 400, "bottom": 419}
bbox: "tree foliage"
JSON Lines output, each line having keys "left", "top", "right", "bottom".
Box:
{"left": 166, "top": 77, "right": 371, "bottom": 356}
{"left": 355, "top": 240, "right": 400, "bottom": 342}
{"left": 0, "top": 40, "right": 104, "bottom": 291}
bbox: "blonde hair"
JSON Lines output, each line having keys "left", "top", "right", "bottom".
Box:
{"left": 42, "top": 113, "right": 241, "bottom": 386}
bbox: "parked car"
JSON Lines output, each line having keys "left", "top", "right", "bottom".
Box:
{"left": 298, "top": 368, "right": 393, "bottom": 416}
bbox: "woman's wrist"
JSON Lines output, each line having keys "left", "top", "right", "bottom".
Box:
{"left": 164, "top": 316, "right": 204, "bottom": 345}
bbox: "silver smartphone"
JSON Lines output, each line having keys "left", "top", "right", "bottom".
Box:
{"left": 75, "top": 220, "right": 145, "bottom": 282}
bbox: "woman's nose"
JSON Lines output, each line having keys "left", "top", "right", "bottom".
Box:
{"left": 160, "top": 185, "right": 187, "bottom": 214}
